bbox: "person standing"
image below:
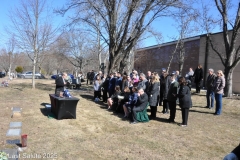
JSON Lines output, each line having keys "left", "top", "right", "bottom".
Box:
{"left": 162, "top": 72, "right": 171, "bottom": 114}
{"left": 167, "top": 74, "right": 179, "bottom": 123}
{"left": 176, "top": 77, "right": 192, "bottom": 127}
{"left": 193, "top": 64, "right": 203, "bottom": 93}
{"left": 55, "top": 72, "right": 68, "bottom": 95}
{"left": 86, "top": 71, "right": 91, "bottom": 85}
{"left": 148, "top": 74, "right": 160, "bottom": 120}
{"left": 101, "top": 74, "right": 109, "bottom": 103}
{"left": 213, "top": 70, "right": 225, "bottom": 115}
{"left": 93, "top": 75, "right": 102, "bottom": 101}
{"left": 159, "top": 68, "right": 166, "bottom": 106}
{"left": 108, "top": 73, "right": 116, "bottom": 97}
{"left": 206, "top": 69, "right": 216, "bottom": 109}
{"left": 137, "top": 73, "right": 149, "bottom": 93}
{"left": 146, "top": 71, "right": 152, "bottom": 82}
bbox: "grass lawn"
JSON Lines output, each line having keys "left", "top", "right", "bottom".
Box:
{"left": 0, "top": 78, "right": 239, "bottom": 160}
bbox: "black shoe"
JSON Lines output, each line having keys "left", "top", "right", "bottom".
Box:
{"left": 205, "top": 106, "right": 209, "bottom": 108}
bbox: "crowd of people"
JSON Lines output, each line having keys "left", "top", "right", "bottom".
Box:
{"left": 87, "top": 64, "right": 226, "bottom": 125}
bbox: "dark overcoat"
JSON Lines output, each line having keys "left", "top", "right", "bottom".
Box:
{"left": 167, "top": 81, "right": 179, "bottom": 102}
{"left": 55, "top": 76, "right": 65, "bottom": 94}
{"left": 148, "top": 82, "right": 160, "bottom": 106}
{"left": 136, "top": 92, "right": 149, "bottom": 110}
{"left": 177, "top": 84, "right": 192, "bottom": 108}
{"left": 163, "top": 75, "right": 172, "bottom": 100}
{"left": 193, "top": 68, "right": 203, "bottom": 83}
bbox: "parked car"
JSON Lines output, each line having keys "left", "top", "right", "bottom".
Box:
{"left": 51, "top": 74, "right": 74, "bottom": 80}
{"left": 0, "top": 72, "right": 6, "bottom": 78}
{"left": 19, "top": 71, "right": 45, "bottom": 79}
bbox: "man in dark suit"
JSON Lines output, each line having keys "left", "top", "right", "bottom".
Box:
{"left": 167, "top": 74, "right": 179, "bottom": 123}
{"left": 131, "top": 88, "right": 149, "bottom": 124}
{"left": 55, "top": 72, "right": 68, "bottom": 95}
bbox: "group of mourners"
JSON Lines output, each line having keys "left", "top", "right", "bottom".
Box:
{"left": 91, "top": 64, "right": 226, "bottom": 126}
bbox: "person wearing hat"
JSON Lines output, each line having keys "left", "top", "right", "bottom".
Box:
{"left": 167, "top": 74, "right": 179, "bottom": 123}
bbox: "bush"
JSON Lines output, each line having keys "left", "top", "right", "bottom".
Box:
{"left": 15, "top": 66, "right": 23, "bottom": 73}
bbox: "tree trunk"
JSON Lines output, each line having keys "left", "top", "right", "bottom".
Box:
{"left": 108, "top": 52, "right": 116, "bottom": 74}
{"left": 224, "top": 68, "right": 233, "bottom": 97}
{"left": 32, "top": 59, "right": 36, "bottom": 89}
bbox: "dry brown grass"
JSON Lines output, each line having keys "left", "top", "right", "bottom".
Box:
{"left": 0, "top": 78, "right": 240, "bottom": 160}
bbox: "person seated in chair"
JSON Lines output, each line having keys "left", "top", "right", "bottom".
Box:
{"left": 55, "top": 72, "right": 68, "bottom": 96}
{"left": 131, "top": 87, "right": 148, "bottom": 124}
{"left": 107, "top": 85, "right": 121, "bottom": 110}
{"left": 123, "top": 87, "right": 138, "bottom": 118}
{"left": 116, "top": 86, "right": 131, "bottom": 113}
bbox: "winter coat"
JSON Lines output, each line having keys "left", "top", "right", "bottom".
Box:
{"left": 214, "top": 76, "right": 225, "bottom": 94}
{"left": 167, "top": 81, "right": 179, "bottom": 102}
{"left": 137, "top": 79, "right": 149, "bottom": 92}
{"left": 177, "top": 84, "right": 192, "bottom": 108}
{"left": 135, "top": 92, "right": 149, "bottom": 110}
{"left": 163, "top": 75, "right": 172, "bottom": 100}
{"left": 193, "top": 68, "right": 203, "bottom": 83}
{"left": 206, "top": 74, "right": 216, "bottom": 90}
{"left": 93, "top": 80, "right": 102, "bottom": 91}
{"left": 148, "top": 82, "right": 160, "bottom": 106}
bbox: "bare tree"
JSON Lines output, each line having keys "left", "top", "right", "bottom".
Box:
{"left": 59, "top": 0, "right": 186, "bottom": 74}
{"left": 0, "top": 49, "right": 10, "bottom": 73}
{"left": 201, "top": 1, "right": 240, "bottom": 97}
{"left": 167, "top": 8, "right": 198, "bottom": 75}
{"left": 5, "top": 35, "right": 16, "bottom": 78}
{"left": 9, "top": 0, "right": 56, "bottom": 88}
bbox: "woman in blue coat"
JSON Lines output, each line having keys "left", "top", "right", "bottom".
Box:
{"left": 175, "top": 77, "right": 192, "bottom": 127}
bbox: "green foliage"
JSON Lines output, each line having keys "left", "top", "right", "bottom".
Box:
{"left": 0, "top": 151, "right": 8, "bottom": 160}
{"left": 15, "top": 66, "right": 23, "bottom": 73}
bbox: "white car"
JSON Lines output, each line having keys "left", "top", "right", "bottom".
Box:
{"left": 20, "top": 72, "right": 43, "bottom": 79}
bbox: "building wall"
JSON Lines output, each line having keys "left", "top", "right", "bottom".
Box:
{"left": 199, "top": 32, "right": 240, "bottom": 93}
{"left": 135, "top": 32, "right": 240, "bottom": 93}
{"left": 134, "top": 37, "right": 200, "bottom": 76}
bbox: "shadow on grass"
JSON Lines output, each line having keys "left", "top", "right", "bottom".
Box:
{"left": 155, "top": 117, "right": 169, "bottom": 123}
{"left": 80, "top": 94, "right": 94, "bottom": 100}
{"left": 189, "top": 109, "right": 214, "bottom": 115}
{"left": 40, "top": 107, "right": 56, "bottom": 119}
{"left": 40, "top": 102, "right": 51, "bottom": 107}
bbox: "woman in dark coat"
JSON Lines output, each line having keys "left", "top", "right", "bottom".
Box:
{"left": 148, "top": 74, "right": 160, "bottom": 120}
{"left": 193, "top": 64, "right": 203, "bottom": 93}
{"left": 176, "top": 77, "right": 192, "bottom": 127}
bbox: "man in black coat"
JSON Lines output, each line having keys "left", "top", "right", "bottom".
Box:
{"left": 55, "top": 72, "right": 68, "bottom": 95}
{"left": 206, "top": 68, "right": 216, "bottom": 109}
{"left": 193, "top": 64, "right": 203, "bottom": 93}
{"left": 131, "top": 88, "right": 149, "bottom": 124}
{"left": 167, "top": 74, "right": 179, "bottom": 123}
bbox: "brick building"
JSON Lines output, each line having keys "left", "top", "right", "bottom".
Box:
{"left": 134, "top": 31, "right": 240, "bottom": 93}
